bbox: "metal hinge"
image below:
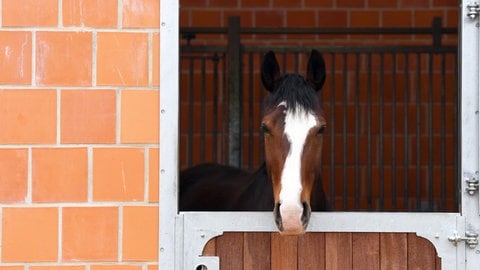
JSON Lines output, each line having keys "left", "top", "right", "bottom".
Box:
{"left": 448, "top": 231, "right": 479, "bottom": 249}
{"left": 465, "top": 172, "right": 479, "bottom": 195}
{"left": 467, "top": 2, "right": 480, "bottom": 20}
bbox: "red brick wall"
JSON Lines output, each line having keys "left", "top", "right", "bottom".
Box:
{"left": 0, "top": 0, "right": 159, "bottom": 269}
{"left": 180, "top": 0, "right": 458, "bottom": 45}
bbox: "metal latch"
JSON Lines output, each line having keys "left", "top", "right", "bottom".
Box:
{"left": 448, "top": 231, "right": 479, "bottom": 249}
{"left": 465, "top": 172, "right": 479, "bottom": 195}
{"left": 467, "top": 2, "right": 480, "bottom": 19}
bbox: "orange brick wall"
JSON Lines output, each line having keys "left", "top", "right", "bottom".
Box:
{"left": 0, "top": 0, "right": 159, "bottom": 269}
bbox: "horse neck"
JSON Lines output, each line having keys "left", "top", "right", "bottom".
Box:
{"left": 235, "top": 162, "right": 274, "bottom": 211}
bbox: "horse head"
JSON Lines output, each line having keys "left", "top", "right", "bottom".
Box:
{"left": 261, "top": 50, "right": 327, "bottom": 235}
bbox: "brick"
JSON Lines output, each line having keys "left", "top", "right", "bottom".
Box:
{"left": 63, "top": 0, "right": 118, "bottom": 27}
{"left": 318, "top": 10, "right": 348, "bottom": 28}
{"left": 0, "top": 31, "right": 32, "bottom": 84}
{"left": 122, "top": 0, "right": 160, "bottom": 28}
{"left": 382, "top": 11, "right": 412, "bottom": 27}
{"left": 149, "top": 148, "right": 159, "bottom": 202}
{"left": 91, "top": 266, "right": 141, "bottom": 270}
{"left": 286, "top": 10, "right": 316, "bottom": 27}
{"left": 32, "top": 148, "right": 88, "bottom": 202}
{"left": 255, "top": 10, "right": 285, "bottom": 27}
{"left": 36, "top": 32, "right": 92, "bottom": 86}
{"left": 401, "top": 0, "right": 430, "bottom": 8}
{"left": 62, "top": 207, "right": 118, "bottom": 261}
{"left": 97, "top": 32, "right": 148, "bottom": 86}
{"left": 191, "top": 10, "right": 222, "bottom": 27}
{"left": 337, "top": 0, "right": 365, "bottom": 7}
{"left": 350, "top": 11, "right": 380, "bottom": 27}
{"left": 147, "top": 265, "right": 158, "bottom": 270}
{"left": 241, "top": 0, "right": 270, "bottom": 7}
{"left": 31, "top": 267, "right": 85, "bottom": 270}
{"left": 122, "top": 206, "right": 158, "bottom": 261}
{"left": 152, "top": 33, "right": 159, "bottom": 85}
{"left": 180, "top": 0, "right": 207, "bottom": 7}
{"left": 2, "top": 208, "right": 58, "bottom": 262}
{"left": 2, "top": 0, "right": 57, "bottom": 27}
{"left": 0, "top": 267, "right": 24, "bottom": 270}
{"left": 209, "top": 0, "right": 238, "bottom": 7}
{"left": 273, "top": 0, "right": 301, "bottom": 7}
{"left": 61, "top": 90, "right": 116, "bottom": 143}
{"left": 0, "top": 149, "right": 28, "bottom": 203}
{"left": 93, "top": 148, "right": 144, "bottom": 201}
{"left": 0, "top": 90, "right": 56, "bottom": 144}
{"left": 304, "top": 0, "right": 333, "bottom": 7}
{"left": 369, "top": 0, "right": 398, "bottom": 8}
{"left": 121, "top": 90, "right": 159, "bottom": 143}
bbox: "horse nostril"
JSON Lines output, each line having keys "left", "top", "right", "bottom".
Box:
{"left": 274, "top": 203, "right": 283, "bottom": 230}
{"left": 301, "top": 202, "right": 311, "bottom": 228}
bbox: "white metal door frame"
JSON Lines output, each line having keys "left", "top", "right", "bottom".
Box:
{"left": 461, "top": 0, "right": 480, "bottom": 268}
{"left": 160, "top": 1, "right": 480, "bottom": 269}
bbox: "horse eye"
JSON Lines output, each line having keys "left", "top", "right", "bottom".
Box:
{"left": 317, "top": 125, "right": 326, "bottom": 135}
{"left": 261, "top": 123, "right": 271, "bottom": 135}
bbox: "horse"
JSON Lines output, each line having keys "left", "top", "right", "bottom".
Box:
{"left": 180, "top": 50, "right": 329, "bottom": 235}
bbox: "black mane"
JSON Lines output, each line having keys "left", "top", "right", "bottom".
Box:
{"left": 263, "top": 74, "right": 320, "bottom": 112}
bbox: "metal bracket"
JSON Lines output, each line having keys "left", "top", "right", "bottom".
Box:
{"left": 448, "top": 231, "right": 479, "bottom": 249}
{"left": 467, "top": 2, "right": 480, "bottom": 20}
{"left": 465, "top": 172, "right": 479, "bottom": 195}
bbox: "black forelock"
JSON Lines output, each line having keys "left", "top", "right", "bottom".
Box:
{"left": 263, "top": 74, "right": 320, "bottom": 112}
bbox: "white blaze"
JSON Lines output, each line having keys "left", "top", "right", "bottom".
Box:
{"left": 279, "top": 104, "right": 317, "bottom": 211}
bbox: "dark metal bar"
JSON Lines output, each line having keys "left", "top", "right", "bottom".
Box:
{"left": 212, "top": 54, "right": 220, "bottom": 163}
{"left": 367, "top": 53, "right": 373, "bottom": 210}
{"left": 188, "top": 57, "right": 195, "bottom": 167}
{"left": 379, "top": 53, "right": 385, "bottom": 210}
{"left": 182, "top": 45, "right": 457, "bottom": 54}
{"left": 453, "top": 52, "right": 459, "bottom": 211}
{"left": 403, "top": 53, "right": 410, "bottom": 211}
{"left": 354, "top": 53, "right": 360, "bottom": 210}
{"left": 416, "top": 53, "right": 422, "bottom": 211}
{"left": 428, "top": 53, "right": 434, "bottom": 210}
{"left": 342, "top": 53, "right": 348, "bottom": 211}
{"left": 441, "top": 53, "right": 447, "bottom": 210}
{"left": 227, "top": 16, "right": 243, "bottom": 167}
{"left": 391, "top": 53, "right": 398, "bottom": 211}
{"left": 181, "top": 25, "right": 457, "bottom": 36}
{"left": 200, "top": 58, "right": 207, "bottom": 162}
{"left": 329, "top": 52, "right": 336, "bottom": 210}
{"left": 432, "top": 17, "right": 443, "bottom": 48}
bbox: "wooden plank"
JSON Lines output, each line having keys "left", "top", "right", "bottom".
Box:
{"left": 407, "top": 233, "right": 438, "bottom": 270}
{"left": 202, "top": 237, "right": 216, "bottom": 256}
{"left": 243, "top": 232, "right": 271, "bottom": 270}
{"left": 271, "top": 233, "right": 298, "bottom": 270}
{"left": 298, "top": 233, "right": 325, "bottom": 270}
{"left": 325, "top": 232, "right": 352, "bottom": 270}
{"left": 435, "top": 256, "right": 442, "bottom": 270}
{"left": 352, "top": 233, "right": 380, "bottom": 270}
{"left": 216, "top": 232, "right": 244, "bottom": 270}
{"left": 380, "top": 233, "right": 407, "bottom": 270}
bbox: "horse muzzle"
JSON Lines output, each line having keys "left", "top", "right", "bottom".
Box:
{"left": 274, "top": 202, "right": 311, "bottom": 235}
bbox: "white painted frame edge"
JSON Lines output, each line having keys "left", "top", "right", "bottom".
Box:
{"left": 158, "top": 1, "right": 476, "bottom": 269}
{"left": 159, "top": 0, "right": 180, "bottom": 269}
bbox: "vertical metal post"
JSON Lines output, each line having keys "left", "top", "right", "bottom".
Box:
{"left": 159, "top": 0, "right": 180, "bottom": 269}
{"left": 227, "top": 16, "right": 242, "bottom": 168}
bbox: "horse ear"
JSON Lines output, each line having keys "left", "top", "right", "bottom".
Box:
{"left": 306, "top": 49, "right": 326, "bottom": 91}
{"left": 261, "top": 51, "right": 281, "bottom": 92}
